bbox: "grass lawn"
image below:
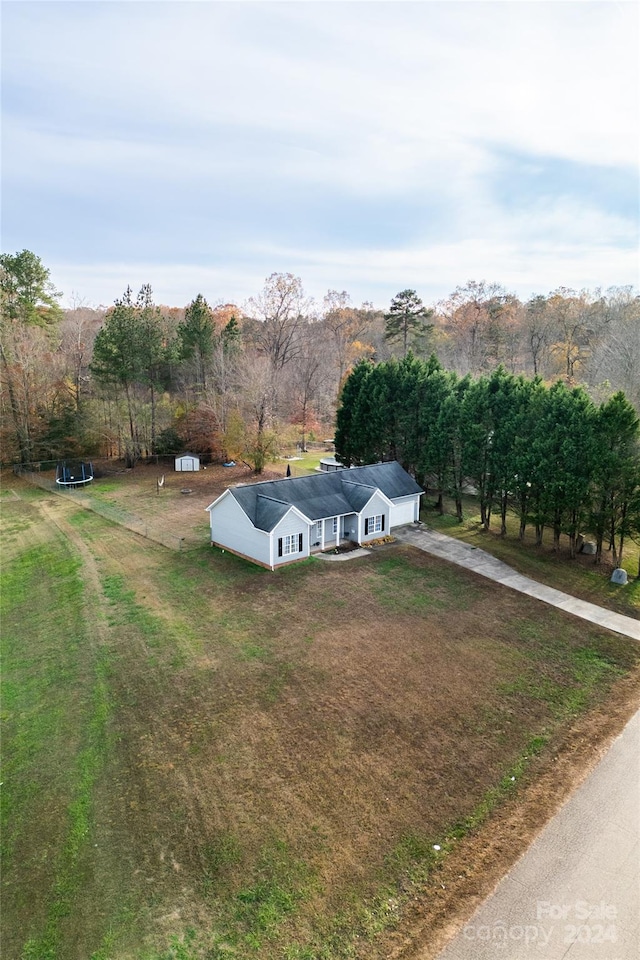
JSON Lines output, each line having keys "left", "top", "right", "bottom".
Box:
{"left": 2, "top": 472, "right": 639, "bottom": 960}
{"left": 281, "top": 450, "right": 328, "bottom": 474}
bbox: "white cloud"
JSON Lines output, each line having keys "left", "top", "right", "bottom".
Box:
{"left": 4, "top": 1, "right": 639, "bottom": 305}
{"left": 7, "top": 2, "right": 637, "bottom": 167}
{"left": 53, "top": 191, "right": 638, "bottom": 311}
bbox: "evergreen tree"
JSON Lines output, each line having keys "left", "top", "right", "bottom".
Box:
{"left": 460, "top": 375, "right": 495, "bottom": 528}
{"left": 91, "top": 287, "right": 144, "bottom": 463}
{"left": 384, "top": 290, "right": 433, "bottom": 357}
{"left": 221, "top": 315, "right": 241, "bottom": 352}
{"left": 415, "top": 367, "right": 454, "bottom": 503}
{"left": 371, "top": 358, "right": 401, "bottom": 462}
{"left": 437, "top": 375, "right": 471, "bottom": 521}
{"left": 334, "top": 359, "right": 373, "bottom": 466}
{"left": 352, "top": 363, "right": 388, "bottom": 464}
{"left": 178, "top": 294, "right": 215, "bottom": 392}
{"left": 533, "top": 383, "right": 595, "bottom": 554}
{"left": 394, "top": 353, "right": 435, "bottom": 476}
{"left": 91, "top": 286, "right": 175, "bottom": 463}
{"left": 136, "top": 285, "right": 176, "bottom": 453}
{"left": 510, "top": 377, "right": 547, "bottom": 541}
{"left": 489, "top": 372, "right": 530, "bottom": 536}
{"left": 0, "top": 249, "right": 63, "bottom": 326}
{"left": 590, "top": 392, "right": 640, "bottom": 566}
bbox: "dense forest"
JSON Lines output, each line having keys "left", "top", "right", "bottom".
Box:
{"left": 2, "top": 250, "right": 639, "bottom": 489}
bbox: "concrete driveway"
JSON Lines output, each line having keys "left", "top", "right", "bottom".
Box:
{"left": 395, "top": 526, "right": 639, "bottom": 641}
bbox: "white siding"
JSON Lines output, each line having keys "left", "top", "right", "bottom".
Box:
{"left": 389, "top": 495, "right": 419, "bottom": 527}
{"left": 272, "top": 511, "right": 309, "bottom": 567}
{"left": 324, "top": 516, "right": 340, "bottom": 546}
{"left": 209, "top": 494, "right": 271, "bottom": 566}
{"left": 359, "top": 491, "right": 390, "bottom": 543}
{"left": 342, "top": 513, "right": 358, "bottom": 542}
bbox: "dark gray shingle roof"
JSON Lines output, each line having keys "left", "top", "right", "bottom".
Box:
{"left": 228, "top": 461, "right": 422, "bottom": 532}
{"left": 254, "top": 495, "right": 290, "bottom": 532}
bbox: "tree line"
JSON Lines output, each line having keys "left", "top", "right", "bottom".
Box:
{"left": 1, "top": 249, "right": 639, "bottom": 481}
{"left": 335, "top": 355, "right": 640, "bottom": 568}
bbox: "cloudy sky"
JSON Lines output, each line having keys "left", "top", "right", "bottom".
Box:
{"left": 2, "top": 0, "right": 638, "bottom": 311}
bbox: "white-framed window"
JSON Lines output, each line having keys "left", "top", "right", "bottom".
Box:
{"left": 278, "top": 533, "right": 303, "bottom": 557}
{"left": 284, "top": 533, "right": 300, "bottom": 555}
{"left": 365, "top": 514, "right": 383, "bottom": 535}
{"left": 332, "top": 517, "right": 338, "bottom": 535}
{"left": 315, "top": 521, "right": 323, "bottom": 539}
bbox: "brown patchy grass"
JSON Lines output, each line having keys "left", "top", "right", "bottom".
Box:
{"left": 2, "top": 470, "right": 639, "bottom": 960}
{"left": 378, "top": 668, "right": 640, "bottom": 960}
{"left": 37, "top": 458, "right": 287, "bottom": 548}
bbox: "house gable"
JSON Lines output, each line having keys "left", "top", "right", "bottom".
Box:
{"left": 358, "top": 489, "right": 392, "bottom": 542}
{"left": 255, "top": 494, "right": 290, "bottom": 531}
{"left": 271, "top": 507, "right": 311, "bottom": 567}
{"left": 205, "top": 486, "right": 232, "bottom": 514}
{"left": 341, "top": 480, "right": 394, "bottom": 513}
{"left": 207, "top": 489, "right": 271, "bottom": 567}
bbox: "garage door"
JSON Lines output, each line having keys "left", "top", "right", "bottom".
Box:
{"left": 390, "top": 498, "right": 416, "bottom": 527}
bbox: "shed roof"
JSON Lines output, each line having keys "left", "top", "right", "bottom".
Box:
{"left": 219, "top": 461, "right": 422, "bottom": 532}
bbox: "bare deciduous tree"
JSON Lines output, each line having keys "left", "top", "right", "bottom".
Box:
{"left": 322, "top": 290, "right": 376, "bottom": 397}
{"left": 438, "top": 280, "right": 518, "bottom": 376}
{"left": 585, "top": 287, "right": 640, "bottom": 408}
{"left": 245, "top": 272, "right": 314, "bottom": 372}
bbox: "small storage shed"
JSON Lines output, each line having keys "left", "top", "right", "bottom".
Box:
{"left": 175, "top": 453, "right": 200, "bottom": 472}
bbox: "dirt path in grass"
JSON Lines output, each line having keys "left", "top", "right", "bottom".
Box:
{"left": 31, "top": 498, "right": 154, "bottom": 956}
{"left": 37, "top": 499, "right": 109, "bottom": 609}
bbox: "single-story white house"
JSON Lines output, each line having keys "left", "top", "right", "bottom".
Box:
{"left": 175, "top": 453, "right": 200, "bottom": 472}
{"left": 205, "top": 461, "right": 423, "bottom": 570}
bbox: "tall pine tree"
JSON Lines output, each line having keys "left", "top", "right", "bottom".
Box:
{"left": 384, "top": 290, "right": 433, "bottom": 357}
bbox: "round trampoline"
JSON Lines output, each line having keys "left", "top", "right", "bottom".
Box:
{"left": 55, "top": 460, "right": 94, "bottom": 487}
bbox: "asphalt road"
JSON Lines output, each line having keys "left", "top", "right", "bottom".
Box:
{"left": 435, "top": 710, "right": 640, "bottom": 960}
